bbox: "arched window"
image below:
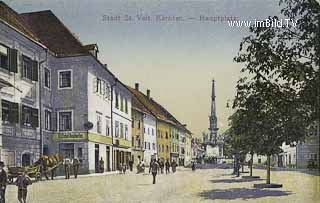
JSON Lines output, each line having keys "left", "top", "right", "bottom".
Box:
{"left": 22, "top": 153, "right": 31, "bottom": 167}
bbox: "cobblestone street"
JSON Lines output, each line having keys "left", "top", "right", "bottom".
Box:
{"left": 4, "top": 166, "right": 320, "bottom": 203}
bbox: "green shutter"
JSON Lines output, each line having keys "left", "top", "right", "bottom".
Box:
{"left": 9, "top": 49, "right": 18, "bottom": 73}
{"left": 10, "top": 102, "right": 19, "bottom": 124}
{"left": 32, "top": 60, "right": 38, "bottom": 81}
{"left": 31, "top": 108, "right": 39, "bottom": 128}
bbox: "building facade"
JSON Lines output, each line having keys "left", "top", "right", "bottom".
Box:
{"left": 170, "top": 125, "right": 179, "bottom": 162}
{"left": 143, "top": 113, "right": 157, "bottom": 165}
{"left": 131, "top": 97, "right": 144, "bottom": 168}
{"left": 0, "top": 5, "right": 46, "bottom": 167}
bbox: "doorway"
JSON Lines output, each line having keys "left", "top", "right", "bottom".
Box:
{"left": 95, "top": 144, "right": 99, "bottom": 173}
{"left": 22, "top": 153, "right": 31, "bottom": 167}
{"left": 106, "top": 146, "right": 110, "bottom": 171}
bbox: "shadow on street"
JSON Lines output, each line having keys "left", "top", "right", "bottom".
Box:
{"left": 210, "top": 178, "right": 263, "bottom": 184}
{"left": 198, "top": 188, "right": 292, "bottom": 200}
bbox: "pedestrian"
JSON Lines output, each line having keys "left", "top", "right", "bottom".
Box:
{"left": 171, "top": 160, "right": 177, "bottom": 173}
{"left": 39, "top": 158, "right": 49, "bottom": 181}
{"left": 149, "top": 159, "right": 159, "bottom": 184}
{"left": 64, "top": 158, "right": 71, "bottom": 179}
{"left": 128, "top": 158, "right": 133, "bottom": 172}
{"left": 192, "top": 161, "right": 196, "bottom": 171}
{"left": 122, "top": 164, "right": 127, "bottom": 174}
{"left": 157, "top": 159, "right": 161, "bottom": 173}
{"left": 15, "top": 169, "right": 32, "bottom": 203}
{"left": 165, "top": 159, "right": 170, "bottom": 174}
{"left": 160, "top": 160, "right": 164, "bottom": 174}
{"left": 0, "top": 161, "right": 7, "bottom": 203}
{"left": 73, "top": 158, "right": 80, "bottom": 179}
{"left": 99, "top": 157, "right": 104, "bottom": 173}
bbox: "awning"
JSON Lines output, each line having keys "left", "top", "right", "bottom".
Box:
{"left": 0, "top": 78, "right": 22, "bottom": 93}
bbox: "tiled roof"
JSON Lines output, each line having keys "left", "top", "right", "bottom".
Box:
{"left": 127, "top": 86, "right": 192, "bottom": 135}
{"left": 20, "top": 10, "right": 88, "bottom": 56}
{"left": 0, "top": 2, "right": 38, "bottom": 41}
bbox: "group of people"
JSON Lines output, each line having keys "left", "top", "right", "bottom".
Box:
{"left": 0, "top": 161, "right": 32, "bottom": 203}
{"left": 63, "top": 157, "right": 81, "bottom": 179}
{"left": 149, "top": 159, "right": 178, "bottom": 184}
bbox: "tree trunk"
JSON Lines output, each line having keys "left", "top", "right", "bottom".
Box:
{"left": 266, "top": 155, "right": 271, "bottom": 184}
{"left": 250, "top": 152, "right": 253, "bottom": 177}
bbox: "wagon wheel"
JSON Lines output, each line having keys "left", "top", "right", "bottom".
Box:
{"left": 35, "top": 172, "right": 41, "bottom": 182}
{"left": 7, "top": 176, "right": 13, "bottom": 184}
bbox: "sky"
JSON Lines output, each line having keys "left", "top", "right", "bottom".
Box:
{"left": 6, "top": 0, "right": 282, "bottom": 137}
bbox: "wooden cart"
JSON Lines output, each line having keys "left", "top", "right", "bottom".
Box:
{"left": 7, "top": 165, "right": 41, "bottom": 183}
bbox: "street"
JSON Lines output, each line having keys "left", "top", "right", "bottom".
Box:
{"left": 4, "top": 166, "right": 320, "bottom": 203}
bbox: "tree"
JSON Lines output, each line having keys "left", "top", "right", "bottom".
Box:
{"left": 233, "top": 0, "right": 320, "bottom": 179}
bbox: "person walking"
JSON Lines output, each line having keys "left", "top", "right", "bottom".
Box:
{"left": 73, "top": 158, "right": 80, "bottom": 179}
{"left": 15, "top": 169, "right": 32, "bottom": 203}
{"left": 99, "top": 157, "right": 104, "bottom": 173}
{"left": 149, "top": 159, "right": 159, "bottom": 184}
{"left": 157, "top": 159, "right": 161, "bottom": 173}
{"left": 64, "top": 158, "right": 71, "bottom": 179}
{"left": 165, "top": 159, "right": 170, "bottom": 174}
{"left": 122, "top": 164, "right": 127, "bottom": 174}
{"left": 160, "top": 160, "right": 164, "bottom": 174}
{"left": 128, "top": 158, "right": 133, "bottom": 172}
{"left": 0, "top": 162, "right": 7, "bottom": 203}
{"left": 171, "top": 160, "right": 177, "bottom": 173}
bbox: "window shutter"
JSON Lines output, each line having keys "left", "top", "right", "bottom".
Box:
{"left": 9, "top": 102, "right": 19, "bottom": 124}
{"left": 93, "top": 77, "right": 97, "bottom": 93}
{"left": 31, "top": 108, "right": 39, "bottom": 128}
{"left": 9, "top": 49, "right": 18, "bottom": 73}
{"left": 51, "top": 112, "right": 57, "bottom": 131}
{"left": 21, "top": 105, "right": 25, "bottom": 126}
{"left": 32, "top": 60, "right": 38, "bottom": 81}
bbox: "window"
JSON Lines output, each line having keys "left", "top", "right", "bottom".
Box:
{"left": 59, "top": 70, "right": 72, "bottom": 88}
{"left": 166, "top": 145, "right": 169, "bottom": 152}
{"left": 59, "top": 111, "right": 72, "bottom": 131}
{"left": 22, "top": 105, "right": 38, "bottom": 128}
{"left": 95, "top": 78, "right": 102, "bottom": 93}
{"left": 152, "top": 143, "right": 155, "bottom": 150}
{"left": 138, "top": 121, "right": 141, "bottom": 129}
{"left": 144, "top": 127, "right": 146, "bottom": 133}
{"left": 120, "top": 123, "right": 124, "bottom": 138}
{"left": 0, "top": 44, "right": 8, "bottom": 70}
{"left": 125, "top": 125, "right": 128, "bottom": 140}
{"left": 106, "top": 119, "right": 110, "bottom": 136}
{"left": 144, "top": 142, "right": 147, "bottom": 149}
{"left": 115, "top": 92, "right": 119, "bottom": 109}
{"left": 120, "top": 95, "right": 124, "bottom": 111}
{"left": 45, "top": 110, "right": 51, "bottom": 130}
{"left": 97, "top": 115, "right": 102, "bottom": 134}
{"left": 104, "top": 82, "right": 111, "bottom": 100}
{"left": 44, "top": 68, "right": 51, "bottom": 88}
{"left": 152, "top": 129, "right": 154, "bottom": 136}
{"left": 23, "top": 55, "right": 32, "bottom": 80}
{"left": 1, "top": 100, "right": 18, "bottom": 124}
{"left": 148, "top": 142, "right": 151, "bottom": 150}
{"left": 162, "top": 145, "right": 164, "bottom": 152}
{"left": 125, "top": 99, "right": 128, "bottom": 113}
{"left": 148, "top": 128, "right": 150, "bottom": 135}
{"left": 115, "top": 121, "right": 119, "bottom": 137}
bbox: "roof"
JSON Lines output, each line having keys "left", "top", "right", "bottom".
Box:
{"left": 0, "top": 2, "right": 38, "bottom": 41}
{"left": 127, "top": 86, "right": 192, "bottom": 135}
{"left": 20, "top": 10, "right": 88, "bottom": 56}
{"left": 84, "top": 44, "right": 98, "bottom": 51}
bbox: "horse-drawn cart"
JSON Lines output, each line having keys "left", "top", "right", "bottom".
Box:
{"left": 7, "top": 165, "right": 41, "bottom": 183}
{"left": 7, "top": 154, "right": 63, "bottom": 183}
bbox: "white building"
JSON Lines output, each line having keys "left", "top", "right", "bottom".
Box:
{"left": 178, "top": 129, "right": 185, "bottom": 166}
{"left": 112, "top": 82, "right": 132, "bottom": 170}
{"left": 143, "top": 113, "right": 157, "bottom": 165}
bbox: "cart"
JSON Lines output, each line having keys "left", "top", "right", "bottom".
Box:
{"left": 7, "top": 165, "right": 41, "bottom": 184}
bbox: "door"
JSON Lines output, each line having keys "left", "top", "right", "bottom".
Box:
{"left": 106, "top": 146, "right": 110, "bottom": 171}
{"left": 22, "top": 153, "right": 31, "bottom": 167}
{"left": 95, "top": 144, "right": 99, "bottom": 173}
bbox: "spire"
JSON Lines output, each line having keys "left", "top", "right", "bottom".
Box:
{"left": 209, "top": 78, "right": 218, "bottom": 145}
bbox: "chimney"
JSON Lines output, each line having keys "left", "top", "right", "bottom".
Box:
{"left": 135, "top": 83, "right": 139, "bottom": 91}
{"left": 147, "top": 89, "right": 151, "bottom": 98}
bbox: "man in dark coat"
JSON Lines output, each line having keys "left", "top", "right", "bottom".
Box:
{"left": 128, "top": 158, "right": 133, "bottom": 172}
{"left": 15, "top": 169, "right": 32, "bottom": 203}
{"left": 64, "top": 158, "right": 71, "bottom": 179}
{"left": 165, "top": 159, "right": 170, "bottom": 174}
{"left": 149, "top": 159, "right": 159, "bottom": 184}
{"left": 0, "top": 162, "right": 7, "bottom": 203}
{"left": 73, "top": 158, "right": 80, "bottom": 179}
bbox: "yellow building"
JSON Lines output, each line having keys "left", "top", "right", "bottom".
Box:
{"left": 131, "top": 97, "right": 146, "bottom": 168}
{"left": 157, "top": 121, "right": 171, "bottom": 161}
